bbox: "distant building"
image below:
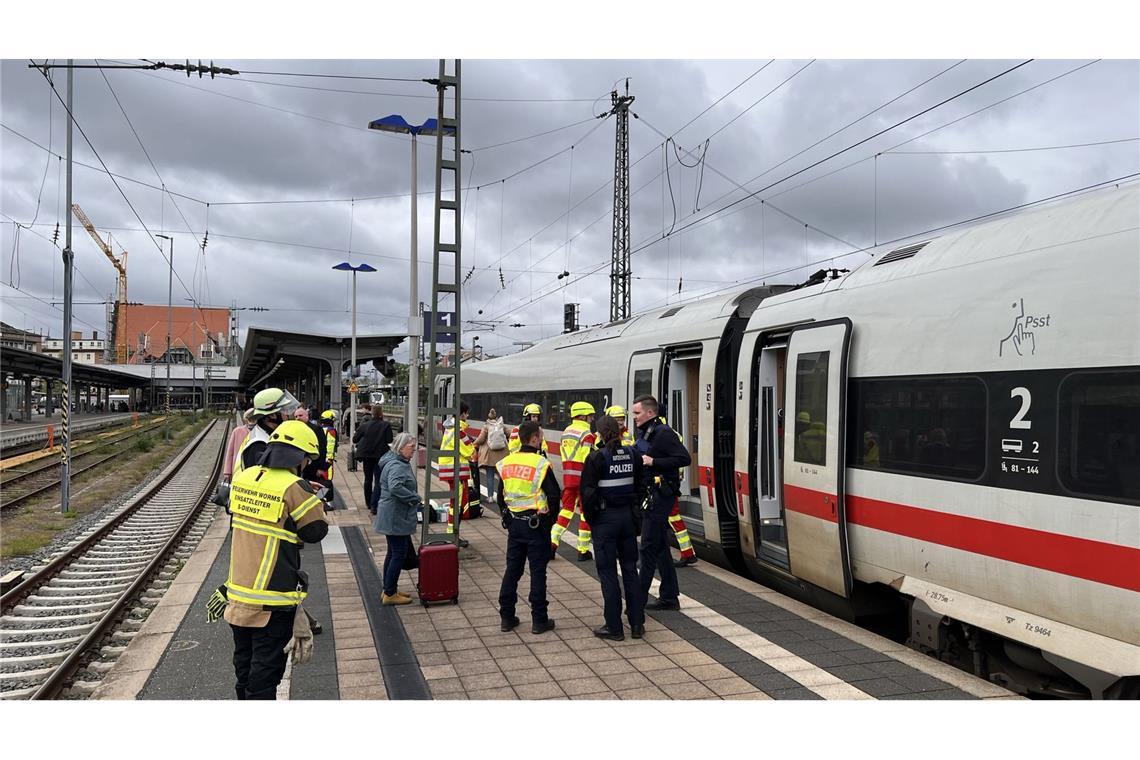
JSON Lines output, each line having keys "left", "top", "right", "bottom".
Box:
{"left": 0, "top": 322, "right": 42, "bottom": 353}
{"left": 42, "top": 330, "right": 105, "bottom": 364}
{"left": 114, "top": 304, "right": 232, "bottom": 365}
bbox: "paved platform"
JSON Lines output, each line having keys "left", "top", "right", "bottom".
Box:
{"left": 94, "top": 459, "right": 1018, "bottom": 701}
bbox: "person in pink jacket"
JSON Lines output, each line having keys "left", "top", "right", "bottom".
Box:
{"left": 224, "top": 409, "right": 257, "bottom": 482}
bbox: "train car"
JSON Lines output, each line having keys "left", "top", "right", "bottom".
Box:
{"left": 462, "top": 184, "right": 1139, "bottom": 698}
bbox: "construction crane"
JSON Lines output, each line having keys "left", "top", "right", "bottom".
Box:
{"left": 71, "top": 204, "right": 128, "bottom": 361}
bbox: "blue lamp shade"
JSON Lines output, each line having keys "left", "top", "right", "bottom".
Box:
{"left": 368, "top": 115, "right": 454, "bottom": 137}
{"left": 333, "top": 262, "right": 378, "bottom": 272}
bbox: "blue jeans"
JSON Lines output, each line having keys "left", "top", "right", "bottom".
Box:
{"left": 382, "top": 534, "right": 413, "bottom": 596}
{"left": 592, "top": 506, "right": 643, "bottom": 631}
{"left": 498, "top": 518, "right": 550, "bottom": 623}
{"left": 481, "top": 466, "right": 498, "bottom": 506}
{"left": 639, "top": 500, "right": 679, "bottom": 604}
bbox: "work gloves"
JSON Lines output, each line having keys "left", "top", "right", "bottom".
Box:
{"left": 283, "top": 606, "right": 315, "bottom": 665}
{"left": 205, "top": 586, "right": 227, "bottom": 623}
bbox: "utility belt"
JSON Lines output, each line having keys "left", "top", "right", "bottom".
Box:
{"left": 508, "top": 509, "right": 548, "bottom": 529}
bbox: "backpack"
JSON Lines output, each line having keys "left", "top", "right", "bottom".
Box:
{"left": 486, "top": 420, "right": 507, "bottom": 451}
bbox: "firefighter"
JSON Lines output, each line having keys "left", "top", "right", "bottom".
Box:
{"left": 495, "top": 420, "right": 560, "bottom": 635}
{"left": 319, "top": 410, "right": 339, "bottom": 479}
{"left": 234, "top": 387, "right": 299, "bottom": 475}
{"left": 221, "top": 419, "right": 328, "bottom": 699}
{"left": 508, "top": 402, "right": 549, "bottom": 456}
{"left": 581, "top": 414, "right": 647, "bottom": 640}
{"left": 632, "top": 395, "right": 690, "bottom": 611}
{"left": 551, "top": 401, "right": 596, "bottom": 561}
{"left": 433, "top": 402, "right": 475, "bottom": 548}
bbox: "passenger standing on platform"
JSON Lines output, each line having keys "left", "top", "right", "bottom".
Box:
{"left": 496, "top": 421, "right": 561, "bottom": 634}
{"left": 354, "top": 406, "right": 393, "bottom": 510}
{"left": 223, "top": 420, "right": 328, "bottom": 699}
{"left": 581, "top": 414, "right": 647, "bottom": 640}
{"left": 236, "top": 388, "right": 300, "bottom": 474}
{"left": 633, "top": 395, "right": 690, "bottom": 611}
{"left": 551, "top": 401, "right": 596, "bottom": 561}
{"left": 223, "top": 408, "right": 256, "bottom": 484}
{"left": 374, "top": 432, "right": 421, "bottom": 605}
{"left": 473, "top": 408, "right": 509, "bottom": 515}
{"left": 508, "top": 403, "right": 549, "bottom": 456}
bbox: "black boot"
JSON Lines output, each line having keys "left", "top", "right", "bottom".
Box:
{"left": 577, "top": 551, "right": 593, "bottom": 562}
{"left": 593, "top": 625, "right": 624, "bottom": 641}
{"left": 531, "top": 619, "right": 556, "bottom": 635}
{"left": 673, "top": 555, "right": 698, "bottom": 568}
{"left": 500, "top": 615, "right": 520, "bottom": 632}
{"left": 630, "top": 624, "right": 645, "bottom": 639}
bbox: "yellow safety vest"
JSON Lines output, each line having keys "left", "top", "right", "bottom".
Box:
{"left": 324, "top": 428, "right": 337, "bottom": 462}
{"left": 560, "top": 419, "right": 594, "bottom": 487}
{"left": 495, "top": 451, "right": 551, "bottom": 514}
{"left": 226, "top": 466, "right": 321, "bottom": 608}
{"left": 434, "top": 420, "right": 474, "bottom": 479}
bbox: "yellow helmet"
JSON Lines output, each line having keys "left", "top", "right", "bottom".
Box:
{"left": 605, "top": 405, "right": 626, "bottom": 419}
{"left": 321, "top": 409, "right": 338, "bottom": 421}
{"left": 570, "top": 401, "right": 595, "bottom": 418}
{"left": 523, "top": 403, "right": 542, "bottom": 416}
{"left": 268, "top": 419, "right": 321, "bottom": 457}
{"left": 252, "top": 387, "right": 299, "bottom": 418}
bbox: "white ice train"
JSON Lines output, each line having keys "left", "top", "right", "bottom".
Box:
{"left": 460, "top": 184, "right": 1140, "bottom": 698}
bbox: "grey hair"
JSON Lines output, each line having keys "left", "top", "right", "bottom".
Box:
{"left": 391, "top": 431, "right": 417, "bottom": 454}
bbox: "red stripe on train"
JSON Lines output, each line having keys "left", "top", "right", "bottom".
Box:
{"left": 783, "top": 483, "right": 1140, "bottom": 593}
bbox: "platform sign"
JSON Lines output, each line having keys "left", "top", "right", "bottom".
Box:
{"left": 423, "top": 311, "right": 457, "bottom": 344}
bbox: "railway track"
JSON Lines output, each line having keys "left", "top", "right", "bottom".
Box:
{"left": 0, "top": 421, "right": 168, "bottom": 511}
{"left": 0, "top": 418, "right": 228, "bottom": 699}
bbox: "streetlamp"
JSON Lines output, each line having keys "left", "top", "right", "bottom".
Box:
{"left": 332, "top": 261, "right": 377, "bottom": 452}
{"left": 367, "top": 115, "right": 453, "bottom": 437}
{"left": 156, "top": 233, "right": 174, "bottom": 441}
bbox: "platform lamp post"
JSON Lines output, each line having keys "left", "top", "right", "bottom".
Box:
{"left": 156, "top": 234, "right": 174, "bottom": 441}
{"left": 367, "top": 115, "right": 454, "bottom": 438}
{"left": 332, "top": 262, "right": 377, "bottom": 453}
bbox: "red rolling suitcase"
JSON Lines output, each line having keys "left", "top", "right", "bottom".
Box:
{"left": 417, "top": 540, "right": 459, "bottom": 606}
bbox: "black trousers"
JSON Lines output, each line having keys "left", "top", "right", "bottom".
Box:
{"left": 498, "top": 518, "right": 550, "bottom": 623}
{"left": 231, "top": 607, "right": 297, "bottom": 700}
{"left": 639, "top": 502, "right": 679, "bottom": 604}
{"left": 360, "top": 457, "right": 380, "bottom": 507}
{"left": 592, "top": 506, "right": 644, "bottom": 631}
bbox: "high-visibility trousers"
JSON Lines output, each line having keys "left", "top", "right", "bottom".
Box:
{"left": 443, "top": 477, "right": 469, "bottom": 534}
{"left": 550, "top": 486, "right": 591, "bottom": 555}
{"left": 668, "top": 499, "right": 696, "bottom": 559}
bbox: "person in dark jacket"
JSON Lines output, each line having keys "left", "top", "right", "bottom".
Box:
{"left": 354, "top": 406, "right": 393, "bottom": 509}
{"left": 373, "top": 432, "right": 421, "bottom": 605}
{"left": 632, "top": 395, "right": 691, "bottom": 611}
{"left": 581, "top": 414, "right": 648, "bottom": 641}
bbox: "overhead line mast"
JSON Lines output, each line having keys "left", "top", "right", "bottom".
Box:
{"left": 608, "top": 80, "right": 635, "bottom": 322}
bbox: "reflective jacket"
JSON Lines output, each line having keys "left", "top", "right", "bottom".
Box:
{"left": 560, "top": 419, "right": 596, "bottom": 489}
{"left": 234, "top": 424, "right": 272, "bottom": 475}
{"left": 496, "top": 451, "right": 552, "bottom": 515}
{"left": 224, "top": 465, "right": 328, "bottom": 626}
{"left": 433, "top": 419, "right": 474, "bottom": 480}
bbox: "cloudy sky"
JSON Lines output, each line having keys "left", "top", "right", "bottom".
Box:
{"left": 2, "top": 24, "right": 1138, "bottom": 366}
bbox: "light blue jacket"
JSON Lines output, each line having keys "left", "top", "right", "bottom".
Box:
{"left": 373, "top": 450, "right": 420, "bottom": 536}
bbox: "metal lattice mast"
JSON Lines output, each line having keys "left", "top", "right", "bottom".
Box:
{"left": 609, "top": 80, "right": 635, "bottom": 322}
{"left": 421, "top": 59, "right": 463, "bottom": 547}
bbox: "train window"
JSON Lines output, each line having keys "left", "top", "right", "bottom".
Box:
{"left": 793, "top": 352, "right": 829, "bottom": 466}
{"left": 634, "top": 369, "right": 653, "bottom": 399}
{"left": 847, "top": 376, "right": 986, "bottom": 480}
{"left": 1058, "top": 370, "right": 1140, "bottom": 503}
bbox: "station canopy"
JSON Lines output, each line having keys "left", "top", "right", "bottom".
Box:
{"left": 239, "top": 326, "right": 405, "bottom": 388}
{"left": 0, "top": 346, "right": 151, "bottom": 387}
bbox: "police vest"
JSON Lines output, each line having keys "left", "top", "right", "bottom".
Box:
{"left": 495, "top": 452, "right": 551, "bottom": 514}
{"left": 598, "top": 446, "right": 637, "bottom": 509}
{"left": 226, "top": 466, "right": 321, "bottom": 608}
{"left": 636, "top": 420, "right": 682, "bottom": 490}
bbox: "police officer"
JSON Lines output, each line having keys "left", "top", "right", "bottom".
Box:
{"left": 581, "top": 414, "right": 647, "bottom": 640}
{"left": 632, "top": 394, "right": 691, "bottom": 611}
{"left": 495, "top": 420, "right": 561, "bottom": 635}
{"left": 223, "top": 419, "right": 329, "bottom": 699}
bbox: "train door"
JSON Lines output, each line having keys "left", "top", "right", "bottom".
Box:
{"left": 754, "top": 340, "right": 790, "bottom": 569}
{"left": 782, "top": 319, "right": 853, "bottom": 598}
{"left": 664, "top": 349, "right": 701, "bottom": 501}
{"left": 628, "top": 350, "right": 661, "bottom": 410}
